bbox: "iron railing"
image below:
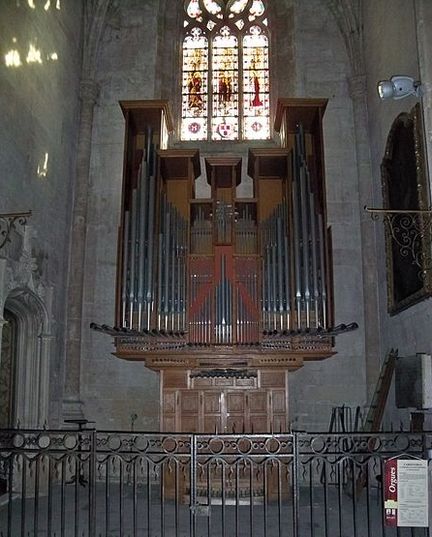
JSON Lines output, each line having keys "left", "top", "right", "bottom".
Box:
{"left": 0, "top": 429, "right": 430, "bottom": 536}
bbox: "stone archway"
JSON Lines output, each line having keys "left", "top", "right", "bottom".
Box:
{"left": 1, "top": 288, "right": 52, "bottom": 428}
{"left": 0, "top": 309, "right": 17, "bottom": 428}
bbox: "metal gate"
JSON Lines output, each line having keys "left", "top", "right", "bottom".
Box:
{"left": 0, "top": 429, "right": 430, "bottom": 536}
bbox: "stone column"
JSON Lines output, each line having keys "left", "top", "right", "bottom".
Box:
{"left": 415, "top": 0, "right": 432, "bottom": 186}
{"left": 62, "top": 0, "right": 115, "bottom": 423}
{"left": 63, "top": 79, "right": 99, "bottom": 422}
{"left": 348, "top": 74, "right": 382, "bottom": 399}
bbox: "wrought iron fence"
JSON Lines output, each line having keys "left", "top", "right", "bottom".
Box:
{"left": 0, "top": 429, "right": 430, "bottom": 537}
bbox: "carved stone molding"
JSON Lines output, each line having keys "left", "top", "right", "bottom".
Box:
{"left": 2, "top": 227, "right": 40, "bottom": 298}
{"left": 79, "top": 78, "right": 100, "bottom": 105}
{"left": 82, "top": 0, "right": 118, "bottom": 79}
{"left": 62, "top": 397, "right": 85, "bottom": 425}
{"left": 6, "top": 252, "right": 38, "bottom": 294}
{"left": 323, "top": 0, "right": 364, "bottom": 76}
{"left": 0, "top": 220, "right": 54, "bottom": 428}
{"left": 348, "top": 74, "right": 367, "bottom": 101}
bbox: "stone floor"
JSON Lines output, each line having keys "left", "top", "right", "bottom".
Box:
{"left": 0, "top": 483, "right": 429, "bottom": 537}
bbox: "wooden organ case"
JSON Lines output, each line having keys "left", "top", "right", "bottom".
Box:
{"left": 93, "top": 98, "right": 357, "bottom": 435}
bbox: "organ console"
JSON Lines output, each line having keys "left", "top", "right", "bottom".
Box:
{"left": 92, "top": 98, "right": 357, "bottom": 434}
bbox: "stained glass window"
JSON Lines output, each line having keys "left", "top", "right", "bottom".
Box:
{"left": 181, "top": 28, "right": 208, "bottom": 141}
{"left": 181, "top": 0, "right": 270, "bottom": 142}
{"left": 242, "top": 25, "right": 269, "bottom": 139}
{"left": 212, "top": 26, "right": 238, "bottom": 140}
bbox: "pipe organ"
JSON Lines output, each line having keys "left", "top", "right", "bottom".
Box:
{"left": 93, "top": 99, "right": 357, "bottom": 434}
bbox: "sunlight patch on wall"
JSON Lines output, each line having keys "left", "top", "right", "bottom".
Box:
{"left": 5, "top": 49, "right": 22, "bottom": 67}
{"left": 4, "top": 37, "right": 59, "bottom": 68}
{"left": 16, "top": 0, "right": 60, "bottom": 9}
{"left": 44, "top": 0, "right": 61, "bottom": 10}
{"left": 37, "top": 153, "right": 49, "bottom": 178}
{"left": 26, "top": 43, "right": 43, "bottom": 64}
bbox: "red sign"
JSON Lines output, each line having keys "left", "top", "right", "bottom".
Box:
{"left": 384, "top": 459, "right": 398, "bottom": 526}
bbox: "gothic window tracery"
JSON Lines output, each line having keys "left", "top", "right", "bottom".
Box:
{"left": 181, "top": 0, "right": 270, "bottom": 141}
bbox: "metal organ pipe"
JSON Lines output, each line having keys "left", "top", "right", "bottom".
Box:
{"left": 163, "top": 204, "right": 171, "bottom": 329}
{"left": 270, "top": 232, "right": 277, "bottom": 330}
{"left": 276, "top": 214, "right": 284, "bottom": 330}
{"left": 292, "top": 123, "right": 328, "bottom": 330}
{"left": 157, "top": 229, "right": 163, "bottom": 331}
{"left": 121, "top": 210, "right": 130, "bottom": 328}
{"left": 214, "top": 254, "right": 234, "bottom": 344}
{"left": 157, "top": 198, "right": 188, "bottom": 333}
{"left": 261, "top": 202, "right": 292, "bottom": 333}
{"left": 309, "top": 192, "right": 319, "bottom": 329}
{"left": 137, "top": 159, "right": 148, "bottom": 330}
{"left": 318, "top": 214, "right": 327, "bottom": 329}
{"left": 170, "top": 209, "right": 177, "bottom": 330}
{"left": 122, "top": 128, "right": 188, "bottom": 335}
{"left": 282, "top": 202, "right": 291, "bottom": 329}
{"left": 292, "top": 181, "right": 302, "bottom": 330}
{"left": 145, "top": 147, "right": 156, "bottom": 331}
{"left": 299, "top": 165, "right": 311, "bottom": 329}
{"left": 122, "top": 128, "right": 158, "bottom": 332}
{"left": 179, "top": 218, "right": 185, "bottom": 333}
{"left": 265, "top": 224, "right": 271, "bottom": 330}
{"left": 119, "top": 122, "right": 329, "bottom": 345}
{"left": 220, "top": 255, "right": 226, "bottom": 342}
{"left": 128, "top": 189, "right": 138, "bottom": 329}
{"left": 260, "top": 122, "right": 328, "bottom": 335}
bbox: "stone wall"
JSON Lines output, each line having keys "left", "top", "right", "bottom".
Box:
{"left": 363, "top": 0, "right": 432, "bottom": 428}
{"left": 0, "top": 0, "right": 82, "bottom": 426}
{"left": 81, "top": 0, "right": 160, "bottom": 430}
{"left": 81, "top": 0, "right": 365, "bottom": 432}
{"left": 288, "top": 0, "right": 367, "bottom": 431}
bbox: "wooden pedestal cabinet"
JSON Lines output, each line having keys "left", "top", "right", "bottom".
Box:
{"left": 161, "top": 370, "right": 289, "bottom": 434}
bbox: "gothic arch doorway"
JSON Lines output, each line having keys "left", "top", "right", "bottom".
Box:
{"left": 1, "top": 288, "right": 51, "bottom": 428}
{"left": 0, "top": 309, "right": 17, "bottom": 428}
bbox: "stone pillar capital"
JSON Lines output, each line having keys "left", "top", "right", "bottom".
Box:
{"left": 348, "top": 74, "right": 367, "bottom": 101}
{"left": 79, "top": 78, "right": 100, "bottom": 105}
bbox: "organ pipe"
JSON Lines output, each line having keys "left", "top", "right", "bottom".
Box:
{"left": 158, "top": 197, "right": 188, "bottom": 332}
{"left": 121, "top": 210, "right": 129, "bottom": 327}
{"left": 145, "top": 145, "right": 156, "bottom": 330}
{"left": 121, "top": 128, "right": 189, "bottom": 334}
{"left": 137, "top": 158, "right": 148, "bottom": 331}
{"left": 120, "top": 123, "right": 330, "bottom": 343}
{"left": 259, "top": 123, "right": 329, "bottom": 333}
{"left": 128, "top": 189, "right": 138, "bottom": 328}
{"left": 110, "top": 100, "right": 344, "bottom": 362}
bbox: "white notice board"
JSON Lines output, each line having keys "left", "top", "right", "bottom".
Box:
{"left": 397, "top": 459, "right": 428, "bottom": 527}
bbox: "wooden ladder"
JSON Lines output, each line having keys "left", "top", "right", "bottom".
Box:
{"left": 354, "top": 349, "right": 398, "bottom": 495}
{"left": 363, "top": 348, "right": 398, "bottom": 433}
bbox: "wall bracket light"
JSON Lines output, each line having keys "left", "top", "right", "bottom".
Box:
{"left": 377, "top": 76, "right": 422, "bottom": 100}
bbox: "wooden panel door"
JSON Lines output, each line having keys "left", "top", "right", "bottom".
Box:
{"left": 180, "top": 390, "right": 200, "bottom": 432}
{"left": 225, "top": 391, "right": 246, "bottom": 434}
{"left": 271, "top": 389, "right": 288, "bottom": 432}
{"left": 203, "top": 391, "right": 223, "bottom": 433}
{"left": 162, "top": 389, "right": 177, "bottom": 431}
{"left": 161, "top": 371, "right": 289, "bottom": 434}
{"left": 248, "top": 390, "right": 269, "bottom": 432}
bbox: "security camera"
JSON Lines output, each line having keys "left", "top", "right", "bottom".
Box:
{"left": 377, "top": 76, "right": 422, "bottom": 100}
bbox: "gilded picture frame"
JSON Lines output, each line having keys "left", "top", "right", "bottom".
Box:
{"left": 381, "top": 103, "right": 432, "bottom": 315}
